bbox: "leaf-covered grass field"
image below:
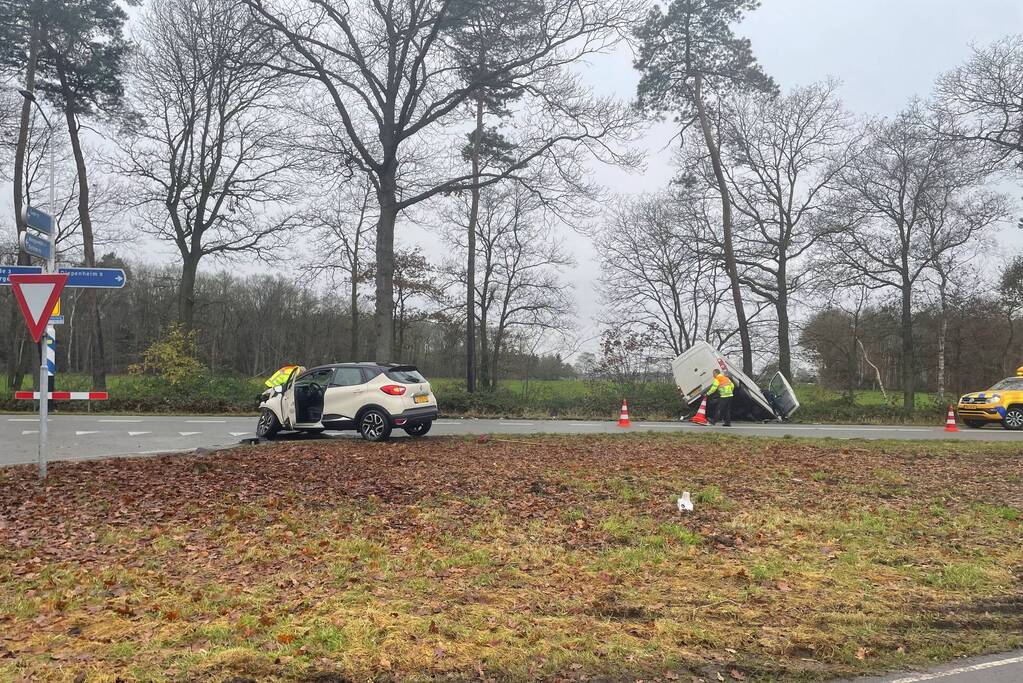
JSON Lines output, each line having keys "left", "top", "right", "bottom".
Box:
{"left": 2, "top": 434, "right": 1022, "bottom": 682}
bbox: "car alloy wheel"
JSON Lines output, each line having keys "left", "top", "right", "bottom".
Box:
{"left": 256, "top": 408, "right": 280, "bottom": 438}
{"left": 360, "top": 409, "right": 391, "bottom": 442}
{"left": 1003, "top": 408, "right": 1023, "bottom": 431}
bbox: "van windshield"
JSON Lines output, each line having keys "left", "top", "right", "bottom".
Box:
{"left": 990, "top": 377, "right": 1023, "bottom": 391}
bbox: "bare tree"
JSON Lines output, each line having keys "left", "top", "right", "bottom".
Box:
{"left": 934, "top": 36, "right": 1023, "bottom": 165}
{"left": 719, "top": 80, "right": 859, "bottom": 379}
{"left": 114, "top": 0, "right": 302, "bottom": 329}
{"left": 934, "top": 34, "right": 1023, "bottom": 228}
{"left": 922, "top": 177, "right": 1006, "bottom": 399}
{"left": 830, "top": 104, "right": 1004, "bottom": 410}
{"left": 302, "top": 178, "right": 376, "bottom": 359}
{"left": 598, "top": 191, "right": 733, "bottom": 357}
{"left": 241, "top": 0, "right": 639, "bottom": 362}
{"left": 441, "top": 185, "right": 574, "bottom": 389}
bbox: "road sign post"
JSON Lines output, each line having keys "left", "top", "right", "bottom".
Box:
{"left": 10, "top": 274, "right": 68, "bottom": 479}
{"left": 20, "top": 231, "right": 51, "bottom": 260}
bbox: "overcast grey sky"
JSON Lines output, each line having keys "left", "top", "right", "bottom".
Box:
{"left": 554, "top": 0, "right": 1023, "bottom": 350}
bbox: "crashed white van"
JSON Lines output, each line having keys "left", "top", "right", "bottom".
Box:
{"left": 671, "top": 341, "right": 799, "bottom": 421}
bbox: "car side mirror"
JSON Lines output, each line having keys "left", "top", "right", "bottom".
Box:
{"left": 274, "top": 385, "right": 284, "bottom": 395}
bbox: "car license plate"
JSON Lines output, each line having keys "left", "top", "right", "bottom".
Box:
{"left": 414, "top": 394, "right": 429, "bottom": 404}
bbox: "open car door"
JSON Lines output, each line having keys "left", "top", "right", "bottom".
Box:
{"left": 280, "top": 366, "right": 306, "bottom": 427}
{"left": 768, "top": 372, "right": 800, "bottom": 418}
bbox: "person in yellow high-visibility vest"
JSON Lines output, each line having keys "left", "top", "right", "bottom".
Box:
{"left": 706, "top": 369, "right": 734, "bottom": 427}
{"left": 265, "top": 365, "right": 299, "bottom": 389}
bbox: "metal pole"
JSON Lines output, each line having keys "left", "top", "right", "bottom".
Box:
{"left": 38, "top": 338, "right": 47, "bottom": 479}
{"left": 37, "top": 115, "right": 56, "bottom": 480}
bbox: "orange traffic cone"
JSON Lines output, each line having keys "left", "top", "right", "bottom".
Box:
{"left": 944, "top": 405, "right": 959, "bottom": 433}
{"left": 618, "top": 399, "right": 632, "bottom": 428}
{"left": 690, "top": 396, "right": 710, "bottom": 425}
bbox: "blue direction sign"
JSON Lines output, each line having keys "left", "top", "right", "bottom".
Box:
{"left": 21, "top": 206, "right": 54, "bottom": 235}
{"left": 20, "top": 231, "right": 51, "bottom": 260}
{"left": 0, "top": 265, "right": 43, "bottom": 285}
{"left": 58, "top": 267, "right": 127, "bottom": 289}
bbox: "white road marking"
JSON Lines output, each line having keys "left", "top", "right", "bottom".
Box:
{"left": 883, "top": 654, "right": 1023, "bottom": 682}
{"left": 9, "top": 418, "right": 38, "bottom": 422}
{"left": 128, "top": 432, "right": 152, "bottom": 437}
{"left": 99, "top": 419, "right": 144, "bottom": 423}
{"left": 502, "top": 422, "right": 535, "bottom": 426}
{"left": 21, "top": 430, "right": 38, "bottom": 435}
{"left": 178, "top": 432, "right": 201, "bottom": 437}
{"left": 569, "top": 423, "right": 600, "bottom": 427}
{"left": 229, "top": 432, "right": 251, "bottom": 437}
{"left": 187, "top": 420, "right": 226, "bottom": 423}
{"left": 75, "top": 431, "right": 100, "bottom": 436}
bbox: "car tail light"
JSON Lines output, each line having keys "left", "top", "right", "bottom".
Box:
{"left": 381, "top": 384, "right": 407, "bottom": 396}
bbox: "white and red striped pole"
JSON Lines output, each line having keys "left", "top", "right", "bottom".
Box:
{"left": 15, "top": 391, "right": 108, "bottom": 401}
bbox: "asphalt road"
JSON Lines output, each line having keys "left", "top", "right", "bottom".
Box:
{"left": 1, "top": 413, "right": 1021, "bottom": 466}
{"left": 840, "top": 650, "right": 1023, "bottom": 682}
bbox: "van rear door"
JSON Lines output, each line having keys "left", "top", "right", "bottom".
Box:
{"left": 671, "top": 342, "right": 721, "bottom": 404}
{"left": 768, "top": 372, "right": 800, "bottom": 418}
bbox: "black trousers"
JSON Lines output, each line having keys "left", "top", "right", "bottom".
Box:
{"left": 715, "top": 397, "right": 733, "bottom": 425}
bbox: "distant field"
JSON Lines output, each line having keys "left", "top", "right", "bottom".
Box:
{"left": 0, "top": 373, "right": 955, "bottom": 424}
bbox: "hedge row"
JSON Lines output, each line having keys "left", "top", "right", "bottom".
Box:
{"left": 0, "top": 375, "right": 951, "bottom": 425}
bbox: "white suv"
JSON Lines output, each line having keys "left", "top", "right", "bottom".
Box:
{"left": 256, "top": 363, "right": 438, "bottom": 442}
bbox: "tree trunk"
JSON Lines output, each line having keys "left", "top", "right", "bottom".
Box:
{"left": 350, "top": 256, "right": 359, "bottom": 359}
{"left": 9, "top": 26, "right": 40, "bottom": 391}
{"left": 465, "top": 93, "right": 484, "bottom": 393}
{"left": 900, "top": 280, "right": 915, "bottom": 412}
{"left": 936, "top": 278, "right": 948, "bottom": 401}
{"left": 693, "top": 75, "right": 753, "bottom": 375}
{"left": 178, "top": 253, "right": 200, "bottom": 329}
{"left": 57, "top": 59, "right": 106, "bottom": 389}
{"left": 479, "top": 303, "right": 491, "bottom": 391}
{"left": 776, "top": 258, "right": 791, "bottom": 380}
{"left": 374, "top": 172, "right": 397, "bottom": 362}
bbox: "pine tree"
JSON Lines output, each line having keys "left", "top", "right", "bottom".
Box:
{"left": 633, "top": 0, "right": 776, "bottom": 374}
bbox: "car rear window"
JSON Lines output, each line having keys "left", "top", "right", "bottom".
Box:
{"left": 385, "top": 368, "right": 426, "bottom": 384}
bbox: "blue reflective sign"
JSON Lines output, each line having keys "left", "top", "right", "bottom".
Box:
{"left": 58, "top": 267, "right": 127, "bottom": 289}
{"left": 21, "top": 231, "right": 51, "bottom": 260}
{"left": 22, "top": 206, "right": 53, "bottom": 235}
{"left": 0, "top": 265, "right": 43, "bottom": 285}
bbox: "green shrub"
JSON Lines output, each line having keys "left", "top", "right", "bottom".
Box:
{"left": 129, "top": 324, "right": 204, "bottom": 388}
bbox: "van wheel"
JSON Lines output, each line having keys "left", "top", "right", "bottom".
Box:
{"left": 256, "top": 408, "right": 281, "bottom": 438}
{"left": 359, "top": 409, "right": 392, "bottom": 442}
{"left": 404, "top": 421, "right": 432, "bottom": 438}
{"left": 1001, "top": 407, "right": 1023, "bottom": 431}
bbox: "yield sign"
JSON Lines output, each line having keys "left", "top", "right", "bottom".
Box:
{"left": 10, "top": 274, "right": 68, "bottom": 342}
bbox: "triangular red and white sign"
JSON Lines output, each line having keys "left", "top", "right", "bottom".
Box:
{"left": 10, "top": 274, "right": 68, "bottom": 343}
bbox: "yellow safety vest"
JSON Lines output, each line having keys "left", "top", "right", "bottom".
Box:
{"left": 265, "top": 365, "right": 299, "bottom": 388}
{"left": 709, "top": 375, "right": 734, "bottom": 399}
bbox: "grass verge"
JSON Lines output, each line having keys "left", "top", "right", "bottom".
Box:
{"left": 1, "top": 434, "right": 1021, "bottom": 681}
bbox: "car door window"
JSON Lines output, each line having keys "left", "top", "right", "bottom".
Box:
{"left": 332, "top": 367, "right": 366, "bottom": 387}
{"left": 295, "top": 370, "right": 329, "bottom": 390}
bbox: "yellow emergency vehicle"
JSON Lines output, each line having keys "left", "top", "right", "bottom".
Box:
{"left": 957, "top": 367, "right": 1023, "bottom": 430}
